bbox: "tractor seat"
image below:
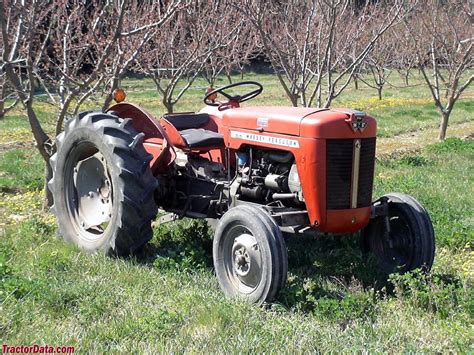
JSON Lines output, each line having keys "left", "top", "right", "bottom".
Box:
{"left": 163, "top": 113, "right": 210, "bottom": 130}
{"left": 179, "top": 128, "right": 224, "bottom": 149}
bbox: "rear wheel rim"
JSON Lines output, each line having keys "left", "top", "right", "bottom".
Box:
{"left": 223, "top": 224, "right": 263, "bottom": 294}
{"left": 64, "top": 142, "right": 113, "bottom": 241}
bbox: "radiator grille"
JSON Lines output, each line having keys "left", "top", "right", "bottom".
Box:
{"left": 326, "top": 138, "right": 376, "bottom": 209}
{"left": 326, "top": 139, "right": 353, "bottom": 209}
{"left": 357, "top": 138, "right": 376, "bottom": 207}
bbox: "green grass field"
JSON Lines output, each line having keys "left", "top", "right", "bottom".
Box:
{"left": 0, "top": 73, "right": 473, "bottom": 352}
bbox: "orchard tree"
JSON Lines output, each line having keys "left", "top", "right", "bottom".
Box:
{"left": 358, "top": 27, "right": 397, "bottom": 100}
{"left": 136, "top": 1, "right": 235, "bottom": 113}
{"left": 0, "top": 72, "right": 18, "bottom": 118}
{"left": 223, "top": 23, "right": 260, "bottom": 83}
{"left": 239, "top": 0, "right": 408, "bottom": 108}
{"left": 404, "top": 0, "right": 472, "bottom": 140}
{"left": 43, "top": 1, "right": 181, "bottom": 135}
{"left": 0, "top": 0, "right": 181, "bottom": 207}
{"left": 203, "top": 16, "right": 259, "bottom": 87}
{"left": 100, "top": 1, "right": 182, "bottom": 111}
{"left": 392, "top": 28, "right": 418, "bottom": 87}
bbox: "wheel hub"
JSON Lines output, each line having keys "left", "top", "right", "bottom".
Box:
{"left": 231, "top": 233, "right": 261, "bottom": 288}
{"left": 73, "top": 152, "right": 112, "bottom": 231}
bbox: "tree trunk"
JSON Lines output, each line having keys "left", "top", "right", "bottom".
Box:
{"left": 354, "top": 76, "right": 359, "bottom": 90}
{"left": 102, "top": 77, "right": 121, "bottom": 112}
{"left": 102, "top": 93, "right": 114, "bottom": 112}
{"left": 43, "top": 162, "right": 54, "bottom": 210}
{"left": 0, "top": 83, "right": 5, "bottom": 118}
{"left": 226, "top": 73, "right": 233, "bottom": 84}
{"left": 438, "top": 111, "right": 450, "bottom": 140}
{"left": 377, "top": 86, "right": 382, "bottom": 100}
{"left": 164, "top": 100, "right": 173, "bottom": 113}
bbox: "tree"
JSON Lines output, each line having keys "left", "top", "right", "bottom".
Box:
{"left": 0, "top": 72, "right": 18, "bottom": 118}
{"left": 239, "top": 0, "right": 407, "bottom": 108}
{"left": 0, "top": 0, "right": 180, "bottom": 207}
{"left": 404, "top": 0, "right": 472, "bottom": 140}
{"left": 136, "top": 1, "right": 234, "bottom": 113}
{"left": 0, "top": 0, "right": 56, "bottom": 208}
{"left": 392, "top": 28, "right": 418, "bottom": 87}
{"left": 222, "top": 23, "right": 260, "bottom": 83}
{"left": 358, "top": 27, "right": 397, "bottom": 100}
{"left": 202, "top": 16, "right": 259, "bottom": 87}
{"left": 100, "top": 1, "right": 182, "bottom": 111}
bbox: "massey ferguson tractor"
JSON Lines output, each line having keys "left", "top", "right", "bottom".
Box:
{"left": 48, "top": 81, "right": 435, "bottom": 304}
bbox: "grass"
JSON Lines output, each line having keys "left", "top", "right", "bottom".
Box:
{"left": 0, "top": 148, "right": 44, "bottom": 192}
{"left": 0, "top": 73, "right": 473, "bottom": 352}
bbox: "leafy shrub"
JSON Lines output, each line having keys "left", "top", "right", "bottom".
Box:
{"left": 281, "top": 273, "right": 377, "bottom": 322}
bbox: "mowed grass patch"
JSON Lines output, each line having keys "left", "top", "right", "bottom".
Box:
{"left": 0, "top": 147, "right": 44, "bottom": 192}
{"left": 0, "top": 137, "right": 473, "bottom": 352}
{"left": 369, "top": 100, "right": 473, "bottom": 138}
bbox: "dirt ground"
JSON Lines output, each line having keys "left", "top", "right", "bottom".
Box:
{"left": 376, "top": 120, "right": 474, "bottom": 158}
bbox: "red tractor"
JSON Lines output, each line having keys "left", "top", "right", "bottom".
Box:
{"left": 48, "top": 82, "right": 435, "bottom": 304}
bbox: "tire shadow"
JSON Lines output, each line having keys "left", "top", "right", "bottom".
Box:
{"left": 278, "top": 231, "right": 387, "bottom": 312}
{"left": 132, "top": 219, "right": 386, "bottom": 314}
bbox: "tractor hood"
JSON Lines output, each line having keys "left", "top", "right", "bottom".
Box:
{"left": 221, "top": 106, "right": 377, "bottom": 139}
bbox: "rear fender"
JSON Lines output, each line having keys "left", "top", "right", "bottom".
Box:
{"left": 107, "top": 103, "right": 174, "bottom": 174}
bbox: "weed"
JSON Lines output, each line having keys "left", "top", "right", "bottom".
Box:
{"left": 399, "top": 154, "right": 431, "bottom": 167}
{"left": 0, "top": 251, "right": 35, "bottom": 301}
{"left": 390, "top": 270, "right": 473, "bottom": 320}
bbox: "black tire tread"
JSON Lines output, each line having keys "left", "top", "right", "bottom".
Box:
{"left": 213, "top": 205, "right": 288, "bottom": 304}
{"left": 363, "top": 192, "right": 435, "bottom": 274}
{"left": 49, "top": 111, "right": 158, "bottom": 256}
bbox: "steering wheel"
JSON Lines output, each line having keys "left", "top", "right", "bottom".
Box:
{"left": 204, "top": 81, "right": 263, "bottom": 107}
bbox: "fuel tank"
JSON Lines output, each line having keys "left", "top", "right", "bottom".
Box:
{"left": 221, "top": 106, "right": 376, "bottom": 138}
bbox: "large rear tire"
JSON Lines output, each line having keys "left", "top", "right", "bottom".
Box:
{"left": 213, "top": 205, "right": 288, "bottom": 304}
{"left": 362, "top": 193, "right": 435, "bottom": 274}
{"left": 48, "top": 112, "right": 158, "bottom": 256}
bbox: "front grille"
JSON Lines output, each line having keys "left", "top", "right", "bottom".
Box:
{"left": 326, "top": 139, "right": 353, "bottom": 209}
{"left": 357, "top": 138, "right": 376, "bottom": 207}
{"left": 326, "top": 138, "right": 376, "bottom": 209}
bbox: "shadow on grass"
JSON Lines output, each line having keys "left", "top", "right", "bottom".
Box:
{"left": 132, "top": 220, "right": 469, "bottom": 321}
{"left": 133, "top": 219, "right": 214, "bottom": 270}
{"left": 132, "top": 219, "right": 389, "bottom": 318}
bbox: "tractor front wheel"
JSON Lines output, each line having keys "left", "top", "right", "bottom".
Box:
{"left": 48, "top": 112, "right": 158, "bottom": 256}
{"left": 362, "top": 193, "right": 435, "bottom": 275}
{"left": 213, "top": 205, "right": 288, "bottom": 304}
